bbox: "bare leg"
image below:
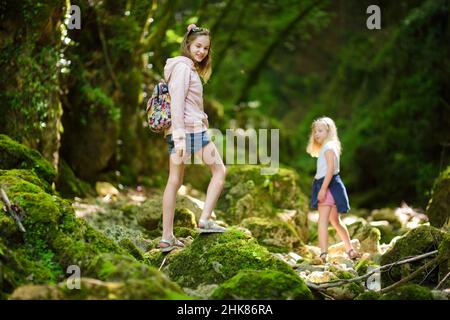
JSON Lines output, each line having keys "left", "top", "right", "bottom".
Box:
{"left": 194, "top": 142, "right": 226, "bottom": 223}
{"left": 329, "top": 206, "right": 354, "bottom": 252}
{"left": 318, "top": 205, "right": 332, "bottom": 254}
{"left": 161, "top": 152, "right": 185, "bottom": 244}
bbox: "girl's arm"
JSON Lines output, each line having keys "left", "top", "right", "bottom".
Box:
{"left": 318, "top": 150, "right": 335, "bottom": 201}
{"left": 168, "top": 63, "right": 190, "bottom": 153}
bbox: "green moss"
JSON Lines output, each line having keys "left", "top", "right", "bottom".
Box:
{"left": 380, "top": 225, "right": 446, "bottom": 288}
{"left": 348, "top": 221, "right": 381, "bottom": 253}
{"left": 354, "top": 291, "right": 382, "bottom": 300}
{"left": 0, "top": 169, "right": 52, "bottom": 194}
{"left": 426, "top": 166, "right": 450, "bottom": 228}
{"left": 160, "top": 228, "right": 297, "bottom": 289}
{"left": 0, "top": 135, "right": 56, "bottom": 184}
{"left": 174, "top": 226, "right": 199, "bottom": 239}
{"left": 240, "top": 217, "right": 303, "bottom": 253}
{"left": 118, "top": 238, "right": 144, "bottom": 261}
{"left": 381, "top": 284, "right": 434, "bottom": 300}
{"left": 168, "top": 208, "right": 197, "bottom": 230}
{"left": 211, "top": 270, "right": 313, "bottom": 300}
{"left": 355, "top": 259, "right": 379, "bottom": 276}
{"left": 10, "top": 276, "right": 193, "bottom": 300}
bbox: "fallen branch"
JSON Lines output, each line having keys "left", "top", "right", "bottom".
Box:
{"left": 0, "top": 188, "right": 26, "bottom": 233}
{"left": 434, "top": 271, "right": 450, "bottom": 290}
{"left": 158, "top": 255, "right": 168, "bottom": 271}
{"left": 305, "top": 250, "right": 439, "bottom": 290}
{"left": 380, "top": 256, "right": 441, "bottom": 294}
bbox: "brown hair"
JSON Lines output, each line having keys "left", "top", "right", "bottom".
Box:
{"left": 181, "top": 27, "right": 212, "bottom": 82}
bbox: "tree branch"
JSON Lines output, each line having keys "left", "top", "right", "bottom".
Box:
{"left": 305, "top": 250, "right": 439, "bottom": 290}
{"left": 379, "top": 256, "right": 441, "bottom": 294}
{"left": 435, "top": 271, "right": 450, "bottom": 290}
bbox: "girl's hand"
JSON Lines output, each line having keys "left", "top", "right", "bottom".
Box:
{"left": 318, "top": 188, "right": 326, "bottom": 202}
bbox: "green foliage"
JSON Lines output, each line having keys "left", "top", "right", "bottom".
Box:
{"left": 0, "top": 135, "right": 56, "bottom": 184}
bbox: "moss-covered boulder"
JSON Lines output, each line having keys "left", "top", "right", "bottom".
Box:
{"left": 135, "top": 194, "right": 203, "bottom": 231}
{"left": 426, "top": 166, "right": 450, "bottom": 229}
{"left": 381, "top": 284, "right": 434, "bottom": 300}
{"left": 354, "top": 258, "right": 379, "bottom": 276}
{"left": 354, "top": 291, "right": 382, "bottom": 300}
{"left": 348, "top": 221, "right": 381, "bottom": 254}
{"left": 0, "top": 134, "right": 56, "bottom": 184}
{"left": 211, "top": 270, "right": 313, "bottom": 300}
{"left": 325, "top": 266, "right": 365, "bottom": 300}
{"left": 240, "top": 217, "right": 303, "bottom": 253}
{"left": 380, "top": 225, "right": 449, "bottom": 288}
{"left": 9, "top": 277, "right": 191, "bottom": 300}
{"left": 0, "top": 168, "right": 188, "bottom": 299}
{"left": 147, "top": 228, "right": 298, "bottom": 291}
{"left": 216, "top": 165, "right": 309, "bottom": 242}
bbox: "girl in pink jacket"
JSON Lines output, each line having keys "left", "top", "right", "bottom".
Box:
{"left": 159, "top": 24, "right": 227, "bottom": 252}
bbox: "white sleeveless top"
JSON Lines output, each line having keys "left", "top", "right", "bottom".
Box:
{"left": 315, "top": 141, "right": 340, "bottom": 179}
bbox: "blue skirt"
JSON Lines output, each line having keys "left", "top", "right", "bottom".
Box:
{"left": 310, "top": 174, "right": 350, "bottom": 213}
{"left": 166, "top": 131, "right": 211, "bottom": 155}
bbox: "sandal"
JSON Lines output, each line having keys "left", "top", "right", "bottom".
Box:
{"left": 197, "top": 219, "right": 227, "bottom": 233}
{"left": 319, "top": 252, "right": 328, "bottom": 264}
{"left": 347, "top": 248, "right": 361, "bottom": 260}
{"left": 158, "top": 236, "right": 185, "bottom": 253}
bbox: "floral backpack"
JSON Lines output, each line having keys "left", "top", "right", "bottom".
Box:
{"left": 146, "top": 80, "right": 171, "bottom": 133}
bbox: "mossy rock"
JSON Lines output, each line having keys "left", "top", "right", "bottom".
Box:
{"left": 381, "top": 284, "right": 434, "bottom": 300}
{"left": 157, "top": 228, "right": 297, "bottom": 289}
{"left": 370, "top": 208, "right": 402, "bottom": 230}
{"left": 211, "top": 270, "right": 313, "bottom": 300}
{"left": 162, "top": 208, "right": 197, "bottom": 230}
{"left": 348, "top": 221, "right": 381, "bottom": 253}
{"left": 354, "top": 291, "right": 382, "bottom": 300}
{"left": 355, "top": 259, "right": 379, "bottom": 276}
{"left": 325, "top": 266, "right": 365, "bottom": 299}
{"left": 0, "top": 134, "right": 55, "bottom": 184}
{"left": 240, "top": 217, "right": 303, "bottom": 253}
{"left": 380, "top": 225, "right": 448, "bottom": 288}
{"left": 9, "top": 277, "right": 192, "bottom": 300}
{"left": 370, "top": 221, "right": 397, "bottom": 245}
{"left": 136, "top": 194, "right": 203, "bottom": 231}
{"left": 0, "top": 169, "right": 52, "bottom": 194}
{"left": 426, "top": 166, "right": 450, "bottom": 229}
{"left": 216, "top": 165, "right": 309, "bottom": 242}
{"left": 55, "top": 159, "right": 95, "bottom": 199}
{"left": 0, "top": 170, "right": 185, "bottom": 299}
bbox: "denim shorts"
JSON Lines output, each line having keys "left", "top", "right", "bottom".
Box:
{"left": 166, "top": 131, "right": 211, "bottom": 155}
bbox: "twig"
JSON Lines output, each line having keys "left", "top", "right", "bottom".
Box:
{"left": 305, "top": 250, "right": 439, "bottom": 290}
{"left": 0, "top": 188, "right": 26, "bottom": 233}
{"left": 158, "top": 255, "right": 168, "bottom": 271}
{"left": 379, "top": 256, "right": 441, "bottom": 294}
{"left": 435, "top": 271, "right": 450, "bottom": 290}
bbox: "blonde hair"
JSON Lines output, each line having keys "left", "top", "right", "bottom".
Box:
{"left": 306, "top": 117, "right": 342, "bottom": 157}
{"left": 180, "top": 27, "right": 212, "bottom": 82}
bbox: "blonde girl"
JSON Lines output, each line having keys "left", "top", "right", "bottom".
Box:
{"left": 158, "top": 24, "right": 227, "bottom": 252}
{"left": 307, "top": 117, "right": 360, "bottom": 262}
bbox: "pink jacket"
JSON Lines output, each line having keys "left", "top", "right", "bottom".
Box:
{"left": 163, "top": 56, "right": 209, "bottom": 150}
